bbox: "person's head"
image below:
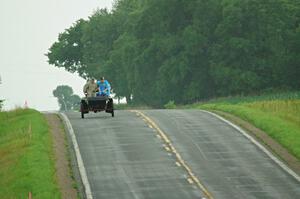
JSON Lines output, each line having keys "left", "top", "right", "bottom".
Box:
{"left": 100, "top": 77, "right": 105, "bottom": 83}
{"left": 90, "top": 78, "right": 95, "bottom": 83}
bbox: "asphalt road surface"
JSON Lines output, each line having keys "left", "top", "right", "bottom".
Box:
{"left": 65, "top": 110, "right": 300, "bottom": 199}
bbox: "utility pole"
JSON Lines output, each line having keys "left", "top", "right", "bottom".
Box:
{"left": 0, "top": 75, "right": 3, "bottom": 110}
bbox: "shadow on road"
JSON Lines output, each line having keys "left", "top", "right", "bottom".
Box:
{"left": 81, "top": 114, "right": 113, "bottom": 120}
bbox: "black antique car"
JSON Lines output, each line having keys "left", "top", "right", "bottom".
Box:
{"left": 80, "top": 96, "right": 114, "bottom": 118}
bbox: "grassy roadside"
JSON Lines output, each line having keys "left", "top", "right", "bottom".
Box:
{"left": 45, "top": 113, "right": 80, "bottom": 199}
{"left": 0, "top": 109, "right": 60, "bottom": 198}
{"left": 185, "top": 93, "right": 300, "bottom": 160}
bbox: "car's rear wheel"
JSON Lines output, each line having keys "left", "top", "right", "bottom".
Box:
{"left": 80, "top": 103, "right": 85, "bottom": 119}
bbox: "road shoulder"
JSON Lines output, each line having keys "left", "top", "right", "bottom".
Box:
{"left": 211, "top": 110, "right": 300, "bottom": 176}
{"left": 45, "top": 113, "right": 78, "bottom": 199}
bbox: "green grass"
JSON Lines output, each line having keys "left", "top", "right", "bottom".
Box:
{"left": 188, "top": 91, "right": 300, "bottom": 106}
{"left": 0, "top": 109, "right": 61, "bottom": 198}
{"left": 187, "top": 93, "right": 300, "bottom": 160}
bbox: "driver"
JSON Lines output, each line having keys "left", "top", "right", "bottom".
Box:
{"left": 97, "top": 77, "right": 111, "bottom": 96}
{"left": 83, "top": 78, "right": 98, "bottom": 97}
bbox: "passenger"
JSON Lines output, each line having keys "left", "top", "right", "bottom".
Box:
{"left": 97, "top": 77, "right": 111, "bottom": 97}
{"left": 83, "top": 78, "right": 98, "bottom": 97}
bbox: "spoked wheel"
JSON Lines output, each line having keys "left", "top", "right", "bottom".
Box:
{"left": 80, "top": 103, "right": 85, "bottom": 119}
{"left": 111, "top": 109, "right": 114, "bottom": 117}
{"left": 108, "top": 98, "right": 114, "bottom": 117}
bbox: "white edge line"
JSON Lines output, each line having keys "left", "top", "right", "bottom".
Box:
{"left": 60, "top": 113, "right": 93, "bottom": 199}
{"left": 201, "top": 110, "right": 300, "bottom": 182}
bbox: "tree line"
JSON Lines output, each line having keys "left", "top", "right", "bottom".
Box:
{"left": 47, "top": 0, "right": 300, "bottom": 107}
{"left": 53, "top": 85, "right": 81, "bottom": 111}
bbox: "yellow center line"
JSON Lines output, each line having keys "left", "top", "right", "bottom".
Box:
{"left": 156, "top": 134, "right": 162, "bottom": 139}
{"left": 131, "top": 110, "right": 214, "bottom": 199}
{"left": 164, "top": 146, "right": 171, "bottom": 152}
{"left": 187, "top": 178, "right": 194, "bottom": 184}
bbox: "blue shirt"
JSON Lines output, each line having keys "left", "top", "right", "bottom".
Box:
{"left": 97, "top": 80, "right": 111, "bottom": 96}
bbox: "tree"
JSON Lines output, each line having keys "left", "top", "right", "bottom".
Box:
{"left": 46, "top": 19, "right": 88, "bottom": 78}
{"left": 47, "top": 0, "right": 300, "bottom": 107}
{"left": 53, "top": 85, "right": 81, "bottom": 111}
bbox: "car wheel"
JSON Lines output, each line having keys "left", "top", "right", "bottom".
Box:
{"left": 80, "top": 104, "right": 85, "bottom": 119}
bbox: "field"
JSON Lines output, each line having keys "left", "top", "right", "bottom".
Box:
{"left": 187, "top": 92, "right": 300, "bottom": 160}
{"left": 0, "top": 109, "right": 60, "bottom": 198}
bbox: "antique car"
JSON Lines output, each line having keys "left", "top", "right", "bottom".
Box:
{"left": 80, "top": 96, "right": 114, "bottom": 118}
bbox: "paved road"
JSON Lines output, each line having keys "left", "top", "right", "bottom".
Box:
{"left": 65, "top": 110, "right": 300, "bottom": 199}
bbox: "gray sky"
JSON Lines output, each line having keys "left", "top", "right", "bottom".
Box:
{"left": 0, "top": 0, "right": 113, "bottom": 111}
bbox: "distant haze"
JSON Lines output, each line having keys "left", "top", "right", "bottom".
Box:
{"left": 0, "top": 0, "right": 113, "bottom": 111}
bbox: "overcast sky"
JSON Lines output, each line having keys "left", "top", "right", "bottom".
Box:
{"left": 0, "top": 0, "right": 113, "bottom": 111}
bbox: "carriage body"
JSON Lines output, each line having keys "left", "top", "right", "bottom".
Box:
{"left": 80, "top": 96, "right": 114, "bottom": 118}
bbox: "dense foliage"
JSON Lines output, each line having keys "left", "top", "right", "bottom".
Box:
{"left": 52, "top": 85, "right": 80, "bottom": 111}
{"left": 47, "top": 0, "right": 300, "bottom": 107}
